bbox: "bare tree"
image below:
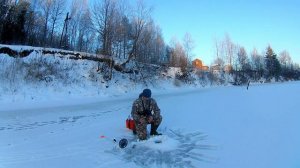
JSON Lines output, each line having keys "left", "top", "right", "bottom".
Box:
{"left": 279, "top": 50, "right": 292, "bottom": 68}
{"left": 121, "top": 16, "right": 131, "bottom": 59}
{"left": 68, "top": 0, "right": 82, "bottom": 50}
{"left": 24, "top": 0, "right": 42, "bottom": 45}
{"left": 136, "top": 19, "right": 165, "bottom": 64}
{"left": 250, "top": 48, "right": 264, "bottom": 79}
{"left": 136, "top": 19, "right": 153, "bottom": 62}
{"left": 213, "top": 37, "right": 225, "bottom": 69}
{"left": 92, "top": 0, "right": 118, "bottom": 56}
{"left": 125, "top": 0, "right": 152, "bottom": 63}
{"left": 49, "top": 0, "right": 65, "bottom": 46}
{"left": 212, "top": 57, "right": 225, "bottom": 68}
{"left": 182, "top": 32, "right": 195, "bottom": 66}
{"left": 237, "top": 46, "right": 250, "bottom": 71}
{"left": 223, "top": 33, "right": 236, "bottom": 71}
{"left": 112, "top": 0, "right": 130, "bottom": 59}
{"left": 67, "top": 0, "right": 94, "bottom": 52}
{"left": 39, "top": 0, "right": 54, "bottom": 46}
{"left": 77, "top": 7, "right": 94, "bottom": 52}
{"left": 169, "top": 38, "right": 187, "bottom": 68}
{"left": 213, "top": 34, "right": 236, "bottom": 72}
{"left": 153, "top": 26, "right": 165, "bottom": 64}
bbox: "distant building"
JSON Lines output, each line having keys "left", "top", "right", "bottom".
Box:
{"left": 192, "top": 59, "right": 203, "bottom": 68}
{"left": 192, "top": 59, "right": 209, "bottom": 71}
{"left": 210, "top": 64, "right": 221, "bottom": 74}
{"left": 224, "top": 65, "right": 233, "bottom": 72}
{"left": 210, "top": 64, "right": 232, "bottom": 74}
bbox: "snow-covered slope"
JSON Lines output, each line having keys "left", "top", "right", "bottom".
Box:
{"left": 0, "top": 44, "right": 179, "bottom": 104}
{"left": 1, "top": 82, "right": 300, "bottom": 168}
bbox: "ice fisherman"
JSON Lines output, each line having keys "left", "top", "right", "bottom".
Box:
{"left": 131, "top": 89, "right": 162, "bottom": 140}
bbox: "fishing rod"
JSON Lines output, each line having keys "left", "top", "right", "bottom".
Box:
{"left": 100, "top": 135, "right": 128, "bottom": 148}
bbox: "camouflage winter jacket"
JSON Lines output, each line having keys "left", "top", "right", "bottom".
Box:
{"left": 131, "top": 97, "right": 161, "bottom": 121}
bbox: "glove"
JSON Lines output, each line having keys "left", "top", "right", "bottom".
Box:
{"left": 147, "top": 115, "right": 153, "bottom": 123}
{"left": 138, "top": 117, "right": 147, "bottom": 124}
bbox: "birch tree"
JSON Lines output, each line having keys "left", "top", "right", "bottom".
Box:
{"left": 49, "top": 0, "right": 65, "bottom": 46}
{"left": 92, "top": 0, "right": 118, "bottom": 55}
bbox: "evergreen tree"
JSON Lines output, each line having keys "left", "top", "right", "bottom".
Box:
{"left": 0, "top": 0, "right": 9, "bottom": 41}
{"left": 264, "top": 45, "right": 281, "bottom": 81}
{"left": 1, "top": 1, "right": 29, "bottom": 44}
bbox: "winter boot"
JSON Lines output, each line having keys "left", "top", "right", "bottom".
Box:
{"left": 150, "top": 123, "right": 162, "bottom": 136}
{"left": 133, "top": 128, "right": 137, "bottom": 135}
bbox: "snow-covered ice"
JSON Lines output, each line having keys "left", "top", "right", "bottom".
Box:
{"left": 1, "top": 81, "right": 300, "bottom": 168}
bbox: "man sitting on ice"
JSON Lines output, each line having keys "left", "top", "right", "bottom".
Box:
{"left": 131, "top": 89, "right": 162, "bottom": 140}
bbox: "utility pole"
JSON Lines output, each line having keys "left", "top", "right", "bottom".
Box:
{"left": 60, "top": 12, "right": 71, "bottom": 49}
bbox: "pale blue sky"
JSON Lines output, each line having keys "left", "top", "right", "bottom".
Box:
{"left": 145, "top": 0, "right": 300, "bottom": 65}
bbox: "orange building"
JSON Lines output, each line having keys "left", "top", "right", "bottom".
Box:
{"left": 192, "top": 59, "right": 209, "bottom": 71}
